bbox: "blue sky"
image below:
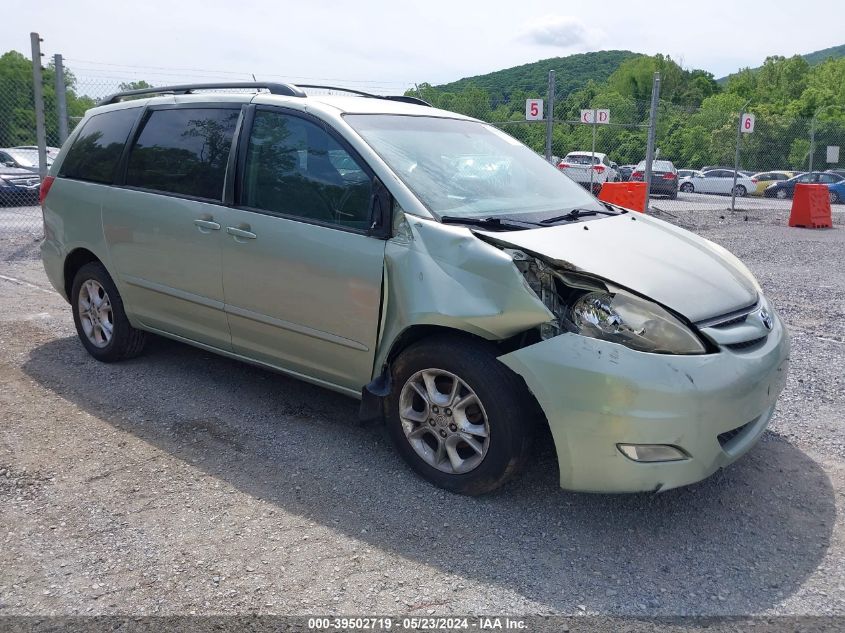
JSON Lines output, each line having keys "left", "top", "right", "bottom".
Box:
{"left": 6, "top": 0, "right": 844, "bottom": 92}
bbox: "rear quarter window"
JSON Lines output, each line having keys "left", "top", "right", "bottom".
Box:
{"left": 58, "top": 108, "right": 140, "bottom": 184}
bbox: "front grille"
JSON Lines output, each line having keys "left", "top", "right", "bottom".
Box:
{"left": 726, "top": 336, "right": 767, "bottom": 351}
{"left": 711, "top": 314, "right": 748, "bottom": 329}
{"left": 718, "top": 421, "right": 753, "bottom": 447}
{"left": 6, "top": 177, "right": 39, "bottom": 187}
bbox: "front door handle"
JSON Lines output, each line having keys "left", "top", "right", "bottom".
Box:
{"left": 226, "top": 226, "right": 257, "bottom": 240}
{"left": 194, "top": 218, "right": 221, "bottom": 232}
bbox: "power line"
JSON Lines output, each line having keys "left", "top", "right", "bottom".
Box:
{"left": 63, "top": 58, "right": 414, "bottom": 86}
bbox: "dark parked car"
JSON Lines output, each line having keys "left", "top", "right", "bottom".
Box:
{"left": 764, "top": 171, "right": 844, "bottom": 199}
{"left": 0, "top": 167, "right": 41, "bottom": 205}
{"left": 630, "top": 159, "right": 678, "bottom": 198}
{"left": 616, "top": 164, "right": 636, "bottom": 181}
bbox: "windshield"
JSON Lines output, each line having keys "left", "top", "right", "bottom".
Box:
{"left": 344, "top": 115, "right": 602, "bottom": 219}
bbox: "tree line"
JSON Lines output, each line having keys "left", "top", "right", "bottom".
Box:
{"left": 410, "top": 53, "right": 845, "bottom": 171}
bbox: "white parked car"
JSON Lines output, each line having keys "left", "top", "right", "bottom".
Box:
{"left": 557, "top": 151, "right": 618, "bottom": 193}
{"left": 678, "top": 169, "right": 757, "bottom": 197}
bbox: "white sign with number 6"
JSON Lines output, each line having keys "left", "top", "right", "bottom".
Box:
{"left": 741, "top": 113, "right": 755, "bottom": 133}
{"left": 525, "top": 99, "right": 543, "bottom": 121}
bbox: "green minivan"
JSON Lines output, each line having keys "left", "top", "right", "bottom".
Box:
{"left": 40, "top": 83, "right": 789, "bottom": 495}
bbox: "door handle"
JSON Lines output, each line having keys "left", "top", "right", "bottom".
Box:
{"left": 194, "top": 218, "right": 221, "bottom": 232}
{"left": 226, "top": 226, "right": 257, "bottom": 240}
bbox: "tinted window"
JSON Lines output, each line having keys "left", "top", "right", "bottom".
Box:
{"left": 241, "top": 111, "right": 372, "bottom": 229}
{"left": 818, "top": 173, "right": 841, "bottom": 184}
{"left": 126, "top": 107, "right": 239, "bottom": 200}
{"left": 59, "top": 108, "right": 139, "bottom": 184}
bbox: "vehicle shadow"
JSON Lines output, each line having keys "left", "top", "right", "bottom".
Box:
{"left": 22, "top": 335, "right": 835, "bottom": 615}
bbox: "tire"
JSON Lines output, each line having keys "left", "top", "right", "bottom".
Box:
{"left": 386, "top": 335, "right": 536, "bottom": 495}
{"left": 830, "top": 191, "right": 840, "bottom": 205}
{"left": 71, "top": 262, "right": 147, "bottom": 362}
{"left": 775, "top": 188, "right": 788, "bottom": 200}
{"left": 732, "top": 185, "right": 747, "bottom": 197}
{"left": 680, "top": 183, "right": 694, "bottom": 193}
{"left": 668, "top": 190, "right": 678, "bottom": 200}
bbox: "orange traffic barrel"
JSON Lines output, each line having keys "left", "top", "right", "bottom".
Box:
{"left": 789, "top": 184, "right": 832, "bottom": 228}
{"left": 598, "top": 182, "right": 648, "bottom": 213}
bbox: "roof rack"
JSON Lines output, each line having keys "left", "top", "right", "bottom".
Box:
{"left": 98, "top": 81, "right": 431, "bottom": 107}
{"left": 98, "top": 82, "right": 306, "bottom": 105}
{"left": 295, "top": 84, "right": 431, "bottom": 106}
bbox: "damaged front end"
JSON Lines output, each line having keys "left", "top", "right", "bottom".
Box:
{"left": 502, "top": 247, "right": 710, "bottom": 356}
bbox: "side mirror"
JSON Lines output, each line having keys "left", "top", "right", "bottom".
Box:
{"left": 368, "top": 177, "right": 393, "bottom": 239}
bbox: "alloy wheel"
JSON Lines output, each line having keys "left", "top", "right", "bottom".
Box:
{"left": 398, "top": 368, "right": 490, "bottom": 474}
{"left": 77, "top": 279, "right": 114, "bottom": 348}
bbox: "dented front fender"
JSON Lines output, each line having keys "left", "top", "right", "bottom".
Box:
{"left": 374, "top": 215, "right": 553, "bottom": 373}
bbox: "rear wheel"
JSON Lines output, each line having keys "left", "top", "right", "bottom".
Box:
{"left": 386, "top": 335, "right": 535, "bottom": 495}
{"left": 680, "top": 182, "right": 694, "bottom": 193}
{"left": 732, "top": 185, "right": 747, "bottom": 197}
{"left": 830, "top": 190, "right": 840, "bottom": 205}
{"left": 71, "top": 262, "right": 147, "bottom": 362}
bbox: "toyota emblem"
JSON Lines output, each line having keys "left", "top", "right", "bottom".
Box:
{"left": 759, "top": 309, "right": 773, "bottom": 330}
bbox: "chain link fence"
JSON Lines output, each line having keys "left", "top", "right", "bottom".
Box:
{"left": 3, "top": 47, "right": 845, "bottom": 250}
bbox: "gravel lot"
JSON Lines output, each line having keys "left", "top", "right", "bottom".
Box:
{"left": 0, "top": 206, "right": 844, "bottom": 619}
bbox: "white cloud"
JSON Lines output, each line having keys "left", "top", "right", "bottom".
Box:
{"left": 518, "top": 15, "right": 605, "bottom": 50}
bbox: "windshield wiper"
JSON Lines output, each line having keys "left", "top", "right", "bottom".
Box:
{"left": 540, "top": 207, "right": 619, "bottom": 224}
{"left": 440, "top": 216, "right": 541, "bottom": 231}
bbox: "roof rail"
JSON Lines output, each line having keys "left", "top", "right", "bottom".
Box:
{"left": 97, "top": 81, "right": 431, "bottom": 108}
{"left": 295, "top": 85, "right": 431, "bottom": 107}
{"left": 97, "top": 82, "right": 307, "bottom": 105}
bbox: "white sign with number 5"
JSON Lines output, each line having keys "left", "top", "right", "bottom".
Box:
{"left": 525, "top": 99, "right": 543, "bottom": 121}
{"left": 741, "top": 113, "right": 755, "bottom": 133}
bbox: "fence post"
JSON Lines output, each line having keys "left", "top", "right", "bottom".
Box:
{"left": 643, "top": 72, "right": 661, "bottom": 207}
{"left": 30, "top": 32, "right": 48, "bottom": 181}
{"left": 731, "top": 100, "right": 751, "bottom": 213}
{"left": 54, "top": 53, "right": 69, "bottom": 144}
{"left": 544, "top": 70, "right": 555, "bottom": 163}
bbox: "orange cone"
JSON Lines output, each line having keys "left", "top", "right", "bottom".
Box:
{"left": 598, "top": 182, "right": 648, "bottom": 213}
{"left": 789, "top": 184, "right": 832, "bottom": 228}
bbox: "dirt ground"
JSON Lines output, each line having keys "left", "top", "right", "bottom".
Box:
{"left": 1, "top": 208, "right": 844, "bottom": 619}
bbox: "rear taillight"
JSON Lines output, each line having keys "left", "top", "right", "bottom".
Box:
{"left": 592, "top": 165, "right": 605, "bottom": 173}
{"left": 751, "top": 178, "right": 758, "bottom": 183}
{"left": 557, "top": 162, "right": 570, "bottom": 169}
{"left": 663, "top": 173, "right": 677, "bottom": 180}
{"left": 631, "top": 171, "right": 643, "bottom": 180}
{"left": 39, "top": 175, "right": 55, "bottom": 206}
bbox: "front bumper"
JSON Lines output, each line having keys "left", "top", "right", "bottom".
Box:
{"left": 499, "top": 310, "right": 790, "bottom": 493}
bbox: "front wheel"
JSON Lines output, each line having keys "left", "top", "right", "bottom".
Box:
{"left": 775, "top": 188, "right": 788, "bottom": 200}
{"left": 71, "top": 262, "right": 147, "bottom": 362}
{"left": 386, "top": 335, "right": 535, "bottom": 495}
{"left": 680, "top": 183, "right": 694, "bottom": 193}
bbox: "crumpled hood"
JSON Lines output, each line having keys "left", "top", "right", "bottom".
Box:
{"left": 477, "top": 213, "right": 759, "bottom": 322}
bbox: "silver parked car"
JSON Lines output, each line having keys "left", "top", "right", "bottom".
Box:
{"left": 40, "top": 82, "right": 789, "bottom": 495}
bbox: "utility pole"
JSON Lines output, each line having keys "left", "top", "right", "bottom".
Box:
{"left": 54, "top": 53, "right": 69, "bottom": 144}
{"left": 544, "top": 70, "right": 555, "bottom": 163}
{"left": 643, "top": 72, "right": 661, "bottom": 208}
{"left": 730, "top": 100, "right": 751, "bottom": 213}
{"left": 30, "top": 32, "right": 48, "bottom": 181}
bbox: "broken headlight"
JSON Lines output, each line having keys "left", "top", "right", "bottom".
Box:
{"left": 569, "top": 290, "right": 706, "bottom": 355}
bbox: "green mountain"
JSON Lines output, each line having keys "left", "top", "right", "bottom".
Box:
{"left": 802, "top": 43, "right": 845, "bottom": 65}
{"left": 717, "top": 42, "right": 845, "bottom": 82}
{"left": 434, "top": 50, "right": 641, "bottom": 98}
